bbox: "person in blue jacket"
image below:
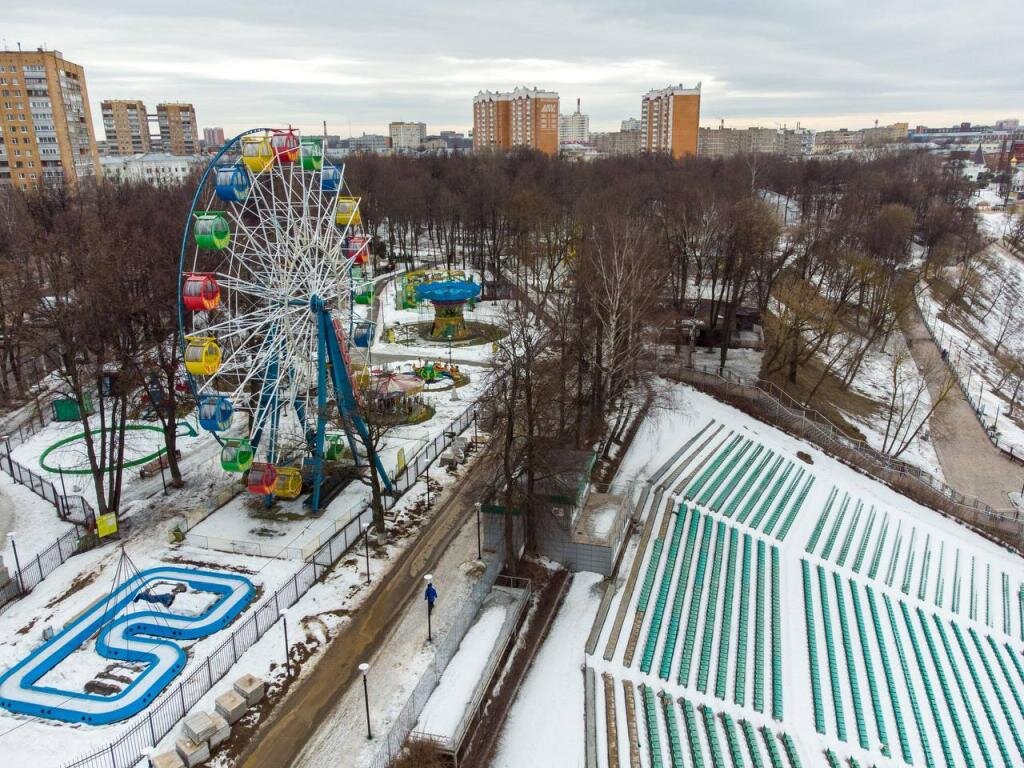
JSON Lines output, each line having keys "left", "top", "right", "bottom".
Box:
{"left": 424, "top": 581, "right": 437, "bottom": 613}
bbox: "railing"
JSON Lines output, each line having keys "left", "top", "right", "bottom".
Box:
{"left": 368, "top": 555, "right": 506, "bottom": 768}
{"left": 0, "top": 527, "right": 91, "bottom": 614}
{"left": 666, "top": 362, "right": 1023, "bottom": 531}
{"left": 387, "top": 404, "right": 479, "bottom": 504}
{"left": 913, "top": 286, "right": 1024, "bottom": 466}
{"left": 61, "top": 504, "right": 377, "bottom": 768}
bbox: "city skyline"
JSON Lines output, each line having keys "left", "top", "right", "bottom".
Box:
{"left": 4, "top": 1, "right": 1019, "bottom": 138}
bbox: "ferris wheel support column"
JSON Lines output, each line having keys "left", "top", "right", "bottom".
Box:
{"left": 319, "top": 309, "right": 393, "bottom": 494}
{"left": 309, "top": 297, "right": 330, "bottom": 516}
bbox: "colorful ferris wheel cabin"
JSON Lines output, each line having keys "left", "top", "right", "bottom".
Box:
{"left": 247, "top": 462, "right": 278, "bottom": 495}
{"left": 241, "top": 135, "right": 275, "bottom": 173}
{"left": 320, "top": 165, "right": 342, "bottom": 192}
{"left": 194, "top": 212, "right": 230, "bottom": 250}
{"left": 215, "top": 164, "right": 250, "bottom": 203}
{"left": 220, "top": 438, "right": 253, "bottom": 472}
{"left": 184, "top": 336, "right": 222, "bottom": 376}
{"left": 197, "top": 394, "right": 233, "bottom": 432}
{"left": 300, "top": 137, "right": 324, "bottom": 171}
{"left": 325, "top": 433, "right": 346, "bottom": 461}
{"left": 182, "top": 273, "right": 221, "bottom": 311}
{"left": 273, "top": 466, "right": 303, "bottom": 499}
{"left": 344, "top": 235, "right": 369, "bottom": 265}
{"left": 336, "top": 197, "right": 361, "bottom": 227}
{"left": 271, "top": 130, "right": 300, "bottom": 163}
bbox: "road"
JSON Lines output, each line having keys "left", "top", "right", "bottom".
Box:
{"left": 901, "top": 300, "right": 1024, "bottom": 510}
{"left": 236, "top": 459, "right": 493, "bottom": 768}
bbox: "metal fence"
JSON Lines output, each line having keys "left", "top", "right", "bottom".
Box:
{"left": 368, "top": 555, "right": 506, "bottom": 768}
{"left": 387, "top": 404, "right": 479, "bottom": 504}
{"left": 62, "top": 504, "right": 376, "bottom": 768}
{"left": 668, "top": 362, "right": 1023, "bottom": 533}
{"left": 913, "top": 288, "right": 1024, "bottom": 467}
{"left": 0, "top": 527, "right": 88, "bottom": 614}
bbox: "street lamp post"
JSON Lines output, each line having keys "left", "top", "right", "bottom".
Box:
{"left": 363, "top": 523, "right": 371, "bottom": 586}
{"left": 475, "top": 501, "right": 482, "bottom": 560}
{"left": 280, "top": 609, "right": 290, "bottom": 678}
{"left": 8, "top": 532, "right": 23, "bottom": 595}
{"left": 359, "top": 662, "right": 372, "bottom": 739}
{"left": 424, "top": 573, "right": 434, "bottom": 642}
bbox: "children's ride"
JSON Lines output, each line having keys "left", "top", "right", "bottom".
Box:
{"left": 414, "top": 280, "right": 482, "bottom": 340}
{"left": 179, "top": 127, "right": 391, "bottom": 513}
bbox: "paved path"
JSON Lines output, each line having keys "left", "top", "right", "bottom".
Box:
{"left": 236, "top": 460, "right": 493, "bottom": 768}
{"left": 901, "top": 300, "right": 1024, "bottom": 510}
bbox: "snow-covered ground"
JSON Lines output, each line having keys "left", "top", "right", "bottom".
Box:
{"left": 493, "top": 571, "right": 603, "bottom": 768}
{"left": 918, "top": 246, "right": 1024, "bottom": 459}
{"left": 583, "top": 382, "right": 1024, "bottom": 768}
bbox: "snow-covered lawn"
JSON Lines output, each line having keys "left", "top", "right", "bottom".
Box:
{"left": 583, "top": 383, "right": 1024, "bottom": 768}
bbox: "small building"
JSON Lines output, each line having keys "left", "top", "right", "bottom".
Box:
{"left": 100, "top": 152, "right": 205, "bottom": 185}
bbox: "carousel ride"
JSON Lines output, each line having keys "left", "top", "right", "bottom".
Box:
{"left": 179, "top": 127, "right": 390, "bottom": 514}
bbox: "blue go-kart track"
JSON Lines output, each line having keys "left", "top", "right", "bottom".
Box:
{"left": 0, "top": 566, "right": 254, "bottom": 725}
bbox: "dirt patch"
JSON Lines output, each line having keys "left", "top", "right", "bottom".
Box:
{"left": 84, "top": 679, "right": 121, "bottom": 696}
{"left": 16, "top": 616, "right": 40, "bottom": 635}
{"left": 46, "top": 569, "right": 100, "bottom": 609}
{"left": 163, "top": 556, "right": 256, "bottom": 575}
{"left": 797, "top": 451, "right": 813, "bottom": 465}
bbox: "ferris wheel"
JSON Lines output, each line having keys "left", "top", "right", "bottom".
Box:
{"left": 177, "top": 127, "right": 390, "bottom": 513}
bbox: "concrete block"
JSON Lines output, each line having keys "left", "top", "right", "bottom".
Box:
{"left": 215, "top": 689, "right": 247, "bottom": 724}
{"left": 182, "top": 711, "right": 216, "bottom": 743}
{"left": 0, "top": 565, "right": 10, "bottom": 587}
{"left": 233, "top": 673, "right": 265, "bottom": 706}
{"left": 208, "top": 711, "right": 231, "bottom": 748}
{"left": 174, "top": 737, "right": 210, "bottom": 767}
{"left": 150, "top": 751, "right": 185, "bottom": 768}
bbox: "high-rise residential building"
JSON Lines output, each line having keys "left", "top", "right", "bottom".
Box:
{"left": 591, "top": 129, "right": 642, "bottom": 156}
{"left": 621, "top": 117, "right": 641, "bottom": 131}
{"left": 640, "top": 83, "right": 701, "bottom": 159}
{"left": 101, "top": 99, "right": 151, "bottom": 155}
{"left": 473, "top": 87, "right": 559, "bottom": 156}
{"left": 0, "top": 48, "right": 99, "bottom": 189}
{"left": 389, "top": 121, "right": 426, "bottom": 151}
{"left": 156, "top": 103, "right": 198, "bottom": 155}
{"left": 203, "top": 127, "right": 225, "bottom": 148}
{"left": 558, "top": 98, "right": 589, "bottom": 144}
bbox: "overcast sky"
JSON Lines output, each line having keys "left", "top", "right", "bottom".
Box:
{"left": 5, "top": 1, "right": 1020, "bottom": 137}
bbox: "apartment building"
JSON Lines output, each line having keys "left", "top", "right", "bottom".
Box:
{"left": 698, "top": 125, "right": 813, "bottom": 158}
{"left": 473, "top": 87, "right": 559, "bottom": 156}
{"left": 203, "top": 127, "right": 225, "bottom": 149}
{"left": 640, "top": 83, "right": 701, "bottom": 159}
{"left": 101, "top": 99, "right": 151, "bottom": 155}
{"left": 389, "top": 121, "right": 426, "bottom": 151}
{"left": 559, "top": 99, "right": 589, "bottom": 144}
{"left": 0, "top": 48, "right": 100, "bottom": 189}
{"left": 156, "top": 102, "right": 198, "bottom": 155}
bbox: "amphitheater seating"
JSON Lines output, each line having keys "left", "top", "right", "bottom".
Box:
{"left": 678, "top": 516, "right": 715, "bottom": 685}
{"left": 831, "top": 572, "right": 869, "bottom": 749}
{"left": 761, "top": 467, "right": 804, "bottom": 537}
{"left": 834, "top": 500, "right": 862, "bottom": 567}
{"left": 824, "top": 750, "right": 842, "bottom": 768}
{"left": 720, "top": 713, "right": 747, "bottom": 768}
{"left": 658, "top": 507, "right": 702, "bottom": 679}
{"left": 737, "top": 456, "right": 784, "bottom": 525}
{"left": 952, "top": 550, "right": 963, "bottom": 614}
{"left": 734, "top": 720, "right": 762, "bottom": 768}
{"left": 723, "top": 452, "right": 774, "bottom": 519}
{"left": 921, "top": 614, "right": 991, "bottom": 768}
{"left": 734, "top": 534, "right": 753, "bottom": 706}
{"left": 917, "top": 536, "right": 932, "bottom": 602}
{"left": 770, "top": 546, "right": 782, "bottom": 720}
{"left": 749, "top": 463, "right": 795, "bottom": 530}
{"left": 775, "top": 475, "right": 815, "bottom": 541}
{"left": 642, "top": 685, "right": 666, "bottom": 768}
{"left": 697, "top": 522, "right": 727, "bottom": 692}
{"left": 681, "top": 698, "right": 707, "bottom": 768}
{"left": 779, "top": 733, "right": 803, "bottom": 768}
{"left": 753, "top": 540, "right": 767, "bottom": 713}
{"left": 900, "top": 530, "right": 918, "bottom": 595}
{"left": 949, "top": 622, "right": 1018, "bottom": 766}
{"left": 641, "top": 505, "right": 689, "bottom": 673}
{"left": 846, "top": 579, "right": 894, "bottom": 759}
{"left": 805, "top": 486, "right": 838, "bottom": 554}
{"left": 1002, "top": 573, "right": 1011, "bottom": 636}
{"left": 884, "top": 528, "right": 903, "bottom": 588}
{"left": 711, "top": 444, "right": 765, "bottom": 512}
{"left": 687, "top": 435, "right": 742, "bottom": 501}
{"left": 801, "top": 561, "right": 826, "bottom": 734}
{"left": 866, "top": 514, "right": 890, "bottom": 579}
{"left": 700, "top": 440, "right": 754, "bottom": 509}
{"left": 661, "top": 694, "right": 686, "bottom": 768}
{"left": 636, "top": 538, "right": 665, "bottom": 613}
{"left": 700, "top": 704, "right": 727, "bottom": 768}
{"left": 760, "top": 726, "right": 786, "bottom": 768}
{"left": 715, "top": 527, "right": 740, "bottom": 700}
{"left": 850, "top": 505, "right": 877, "bottom": 573}
{"left": 816, "top": 565, "right": 847, "bottom": 741}
{"left": 873, "top": 587, "right": 937, "bottom": 768}
{"left": 893, "top": 597, "right": 955, "bottom": 768}
{"left": 985, "top": 634, "right": 1024, "bottom": 751}
{"left": 820, "top": 493, "right": 851, "bottom": 561}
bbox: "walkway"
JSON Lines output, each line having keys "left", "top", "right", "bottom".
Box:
{"left": 901, "top": 300, "right": 1024, "bottom": 510}
{"left": 235, "top": 459, "right": 493, "bottom": 768}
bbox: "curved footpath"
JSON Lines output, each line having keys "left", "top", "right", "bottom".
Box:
{"left": 901, "top": 299, "right": 1024, "bottom": 511}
